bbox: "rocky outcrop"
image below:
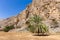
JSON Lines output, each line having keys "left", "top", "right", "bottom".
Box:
{"left": 25, "top": 0, "right": 60, "bottom": 33}
{"left": 0, "top": 0, "right": 60, "bottom": 33}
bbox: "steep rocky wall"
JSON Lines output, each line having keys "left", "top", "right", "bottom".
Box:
{"left": 25, "top": 0, "right": 60, "bottom": 33}
{"left": 0, "top": 0, "right": 60, "bottom": 33}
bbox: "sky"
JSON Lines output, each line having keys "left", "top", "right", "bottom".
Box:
{"left": 0, "top": 0, "right": 32, "bottom": 19}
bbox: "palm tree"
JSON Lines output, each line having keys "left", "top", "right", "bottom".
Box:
{"left": 27, "top": 14, "right": 49, "bottom": 36}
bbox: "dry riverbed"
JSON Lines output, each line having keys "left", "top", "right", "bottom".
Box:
{"left": 0, "top": 32, "right": 60, "bottom": 40}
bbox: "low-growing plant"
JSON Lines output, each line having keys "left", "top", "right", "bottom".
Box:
{"left": 3, "top": 25, "right": 15, "bottom": 32}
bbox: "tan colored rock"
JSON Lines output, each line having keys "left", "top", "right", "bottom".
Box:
{"left": 0, "top": 0, "right": 60, "bottom": 32}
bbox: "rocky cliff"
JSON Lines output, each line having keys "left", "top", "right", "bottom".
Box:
{"left": 0, "top": 0, "right": 60, "bottom": 33}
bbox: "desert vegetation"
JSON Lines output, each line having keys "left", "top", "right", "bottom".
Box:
{"left": 3, "top": 25, "right": 15, "bottom": 32}
{"left": 27, "top": 14, "right": 49, "bottom": 36}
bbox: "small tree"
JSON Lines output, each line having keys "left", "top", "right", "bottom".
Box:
{"left": 27, "top": 14, "right": 49, "bottom": 36}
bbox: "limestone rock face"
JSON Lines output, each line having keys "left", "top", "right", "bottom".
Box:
{"left": 26, "top": 0, "right": 60, "bottom": 33}
{"left": 0, "top": 0, "right": 60, "bottom": 33}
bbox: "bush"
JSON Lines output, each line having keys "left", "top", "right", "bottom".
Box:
{"left": 3, "top": 25, "right": 14, "bottom": 32}
{"left": 28, "top": 25, "right": 35, "bottom": 33}
{"left": 27, "top": 14, "right": 49, "bottom": 36}
{"left": 34, "top": 23, "right": 49, "bottom": 36}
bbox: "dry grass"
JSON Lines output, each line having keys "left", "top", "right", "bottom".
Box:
{"left": 0, "top": 32, "right": 60, "bottom": 40}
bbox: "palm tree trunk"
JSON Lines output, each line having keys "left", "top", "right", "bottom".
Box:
{"left": 38, "top": 27, "right": 39, "bottom": 35}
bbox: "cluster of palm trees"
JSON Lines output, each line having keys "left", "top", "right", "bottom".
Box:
{"left": 27, "top": 14, "right": 49, "bottom": 36}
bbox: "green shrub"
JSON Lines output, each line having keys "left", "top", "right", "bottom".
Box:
{"left": 35, "top": 23, "right": 49, "bottom": 36}
{"left": 28, "top": 25, "right": 35, "bottom": 33}
{"left": 27, "top": 14, "right": 49, "bottom": 36}
{"left": 3, "top": 25, "right": 14, "bottom": 32}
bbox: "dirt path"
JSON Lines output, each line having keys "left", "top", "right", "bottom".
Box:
{"left": 0, "top": 32, "right": 60, "bottom": 40}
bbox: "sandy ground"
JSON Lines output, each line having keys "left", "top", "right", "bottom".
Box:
{"left": 0, "top": 32, "right": 60, "bottom": 40}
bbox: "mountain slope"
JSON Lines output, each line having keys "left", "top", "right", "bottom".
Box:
{"left": 0, "top": 0, "right": 60, "bottom": 33}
